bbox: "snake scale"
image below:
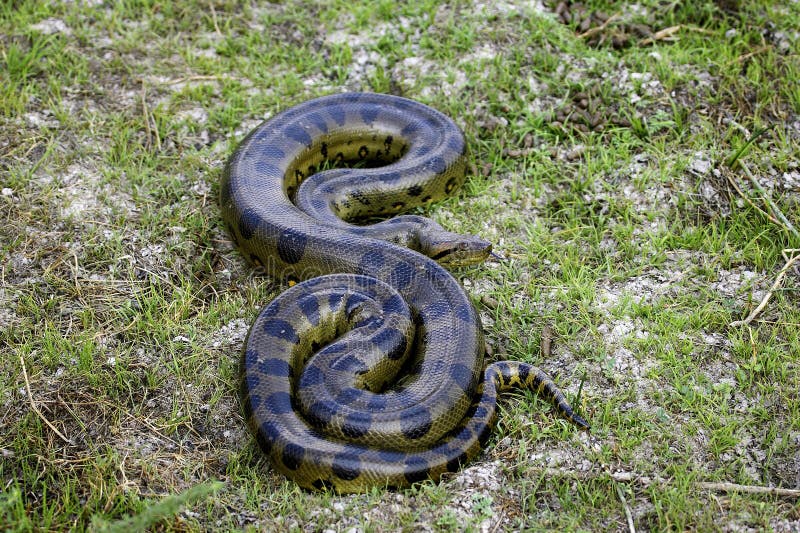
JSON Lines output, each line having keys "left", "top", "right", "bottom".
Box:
{"left": 221, "top": 92, "right": 589, "bottom": 492}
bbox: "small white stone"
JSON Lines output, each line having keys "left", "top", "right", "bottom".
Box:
{"left": 31, "top": 18, "right": 71, "bottom": 35}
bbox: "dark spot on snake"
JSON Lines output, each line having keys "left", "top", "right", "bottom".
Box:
{"left": 378, "top": 170, "right": 402, "bottom": 183}
{"left": 299, "top": 365, "right": 325, "bottom": 388}
{"left": 357, "top": 249, "right": 385, "bottom": 273}
{"left": 297, "top": 294, "right": 320, "bottom": 326}
{"left": 332, "top": 450, "right": 362, "bottom": 481}
{"left": 445, "top": 177, "right": 458, "bottom": 193}
{"left": 294, "top": 169, "right": 305, "bottom": 182}
{"left": 245, "top": 392, "right": 263, "bottom": 413}
{"left": 261, "top": 302, "right": 280, "bottom": 318}
{"left": 281, "top": 443, "right": 304, "bottom": 470}
{"left": 342, "top": 412, "right": 371, "bottom": 438}
{"left": 264, "top": 391, "right": 293, "bottom": 414}
{"left": 277, "top": 228, "right": 307, "bottom": 265}
{"left": 392, "top": 202, "right": 405, "bottom": 211}
{"left": 383, "top": 294, "right": 406, "bottom": 316}
{"left": 336, "top": 387, "right": 365, "bottom": 405}
{"left": 422, "top": 195, "right": 432, "bottom": 203}
{"left": 311, "top": 478, "right": 332, "bottom": 491}
{"left": 366, "top": 393, "right": 388, "bottom": 411}
{"left": 517, "top": 364, "right": 530, "bottom": 383}
{"left": 349, "top": 189, "right": 371, "bottom": 206}
{"left": 492, "top": 361, "right": 510, "bottom": 379}
{"left": 407, "top": 184, "right": 423, "bottom": 197}
{"left": 285, "top": 124, "right": 312, "bottom": 146}
{"left": 328, "top": 292, "right": 343, "bottom": 311}
{"left": 254, "top": 160, "right": 282, "bottom": 176}
{"left": 307, "top": 112, "right": 328, "bottom": 133}
{"left": 330, "top": 354, "right": 369, "bottom": 374}
{"left": 428, "top": 156, "right": 447, "bottom": 174}
{"left": 259, "top": 358, "right": 293, "bottom": 378}
{"left": 403, "top": 456, "right": 430, "bottom": 484}
{"left": 306, "top": 164, "right": 316, "bottom": 176}
{"left": 306, "top": 400, "right": 336, "bottom": 427}
{"left": 256, "top": 420, "right": 281, "bottom": 453}
{"left": 450, "top": 363, "right": 475, "bottom": 393}
{"left": 384, "top": 135, "right": 393, "bottom": 150}
{"left": 242, "top": 348, "right": 259, "bottom": 368}
{"left": 400, "top": 406, "right": 432, "bottom": 440}
{"left": 473, "top": 406, "right": 489, "bottom": 419}
{"left": 327, "top": 105, "right": 346, "bottom": 126}
{"left": 449, "top": 425, "right": 473, "bottom": 442}
{"left": 262, "top": 318, "right": 300, "bottom": 344}
{"left": 358, "top": 145, "right": 369, "bottom": 159}
{"left": 238, "top": 208, "right": 261, "bottom": 240}
{"left": 372, "top": 449, "right": 402, "bottom": 465}
{"left": 446, "top": 452, "right": 467, "bottom": 473}
{"left": 448, "top": 134, "right": 465, "bottom": 153}
{"left": 477, "top": 422, "right": 493, "bottom": 446}
{"left": 414, "top": 144, "right": 431, "bottom": 157}
{"left": 285, "top": 185, "right": 295, "bottom": 199}
{"left": 320, "top": 141, "right": 328, "bottom": 158}
{"left": 454, "top": 304, "right": 474, "bottom": 323}
{"left": 390, "top": 262, "right": 415, "bottom": 290}
{"left": 372, "top": 328, "right": 407, "bottom": 361}
{"left": 401, "top": 122, "right": 419, "bottom": 136}
{"left": 359, "top": 106, "right": 378, "bottom": 125}
{"left": 261, "top": 145, "right": 286, "bottom": 160}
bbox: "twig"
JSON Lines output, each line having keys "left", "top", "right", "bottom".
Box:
{"left": 615, "top": 483, "right": 637, "bottom": 533}
{"left": 694, "top": 481, "right": 800, "bottom": 497}
{"left": 730, "top": 250, "right": 800, "bottom": 327}
{"left": 163, "top": 74, "right": 239, "bottom": 85}
{"left": 722, "top": 166, "right": 780, "bottom": 225}
{"left": 543, "top": 469, "right": 800, "bottom": 498}
{"left": 735, "top": 45, "right": 772, "bottom": 64}
{"left": 578, "top": 12, "right": 621, "bottom": 40}
{"left": 19, "top": 353, "right": 72, "bottom": 444}
{"left": 640, "top": 25, "right": 681, "bottom": 46}
{"left": 738, "top": 161, "right": 800, "bottom": 241}
{"left": 209, "top": 1, "right": 222, "bottom": 36}
{"left": 140, "top": 83, "right": 161, "bottom": 151}
{"left": 540, "top": 324, "right": 553, "bottom": 358}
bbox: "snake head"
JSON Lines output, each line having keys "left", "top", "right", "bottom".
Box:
{"left": 422, "top": 231, "right": 492, "bottom": 268}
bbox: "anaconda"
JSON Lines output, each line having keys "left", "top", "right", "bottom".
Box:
{"left": 221, "top": 92, "right": 588, "bottom": 492}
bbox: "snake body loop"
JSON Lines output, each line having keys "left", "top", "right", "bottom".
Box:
{"left": 222, "top": 93, "right": 588, "bottom": 492}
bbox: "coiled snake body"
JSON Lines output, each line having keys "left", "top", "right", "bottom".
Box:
{"left": 221, "top": 92, "right": 588, "bottom": 492}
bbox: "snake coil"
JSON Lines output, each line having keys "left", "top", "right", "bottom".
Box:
{"left": 221, "top": 92, "right": 588, "bottom": 492}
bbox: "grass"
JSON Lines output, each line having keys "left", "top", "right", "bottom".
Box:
{"left": 1, "top": 0, "right": 799, "bottom": 530}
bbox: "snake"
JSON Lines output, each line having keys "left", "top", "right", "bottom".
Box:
{"left": 221, "top": 92, "right": 589, "bottom": 492}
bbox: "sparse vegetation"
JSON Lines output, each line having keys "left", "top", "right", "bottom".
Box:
{"left": 1, "top": 0, "right": 798, "bottom": 530}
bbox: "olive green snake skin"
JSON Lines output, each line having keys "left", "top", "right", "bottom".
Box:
{"left": 221, "top": 92, "right": 589, "bottom": 492}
